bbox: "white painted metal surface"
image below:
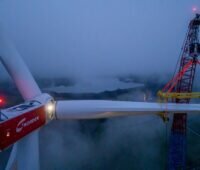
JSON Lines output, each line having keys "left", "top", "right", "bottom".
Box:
{"left": 5, "top": 145, "right": 17, "bottom": 170}
{"left": 56, "top": 100, "right": 200, "bottom": 119}
{"left": 0, "top": 28, "right": 41, "bottom": 100}
{"left": 0, "top": 28, "right": 41, "bottom": 170}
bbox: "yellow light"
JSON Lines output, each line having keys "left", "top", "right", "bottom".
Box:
{"left": 46, "top": 103, "right": 54, "bottom": 113}
{"left": 45, "top": 101, "right": 55, "bottom": 120}
{"left": 6, "top": 131, "right": 10, "bottom": 137}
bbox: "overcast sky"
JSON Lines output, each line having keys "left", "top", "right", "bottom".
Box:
{"left": 1, "top": 2, "right": 200, "bottom": 169}
{"left": 0, "top": 0, "right": 200, "bottom": 80}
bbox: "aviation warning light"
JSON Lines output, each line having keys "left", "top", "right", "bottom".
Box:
{"left": 192, "top": 7, "right": 198, "bottom": 12}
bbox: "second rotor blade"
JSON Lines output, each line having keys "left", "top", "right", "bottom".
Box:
{"left": 56, "top": 100, "right": 200, "bottom": 120}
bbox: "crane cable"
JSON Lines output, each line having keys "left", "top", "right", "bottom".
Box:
{"left": 188, "top": 125, "right": 200, "bottom": 137}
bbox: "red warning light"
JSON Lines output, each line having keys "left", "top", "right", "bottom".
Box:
{"left": 192, "top": 7, "right": 198, "bottom": 12}
{"left": 0, "top": 97, "right": 6, "bottom": 106}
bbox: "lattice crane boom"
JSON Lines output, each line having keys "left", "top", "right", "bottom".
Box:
{"left": 158, "top": 14, "right": 200, "bottom": 170}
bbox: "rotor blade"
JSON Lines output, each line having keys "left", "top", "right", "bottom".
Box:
{"left": 0, "top": 27, "right": 41, "bottom": 100}
{"left": 5, "top": 144, "right": 17, "bottom": 170}
{"left": 56, "top": 100, "right": 200, "bottom": 120}
{"left": 0, "top": 27, "right": 41, "bottom": 170}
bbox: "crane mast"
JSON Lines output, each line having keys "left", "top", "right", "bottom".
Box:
{"left": 168, "top": 14, "right": 200, "bottom": 169}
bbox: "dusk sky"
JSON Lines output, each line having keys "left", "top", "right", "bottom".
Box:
{"left": 0, "top": 2, "right": 200, "bottom": 169}
{"left": 0, "top": 1, "right": 200, "bottom": 80}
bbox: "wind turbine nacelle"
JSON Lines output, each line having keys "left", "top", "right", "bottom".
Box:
{"left": 0, "top": 94, "right": 55, "bottom": 151}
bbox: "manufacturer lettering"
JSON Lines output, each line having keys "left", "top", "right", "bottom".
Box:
{"left": 16, "top": 116, "right": 39, "bottom": 133}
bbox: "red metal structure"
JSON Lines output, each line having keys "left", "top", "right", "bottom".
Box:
{"left": 0, "top": 106, "right": 46, "bottom": 151}
{"left": 0, "top": 100, "right": 47, "bottom": 151}
{"left": 168, "top": 14, "right": 200, "bottom": 169}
